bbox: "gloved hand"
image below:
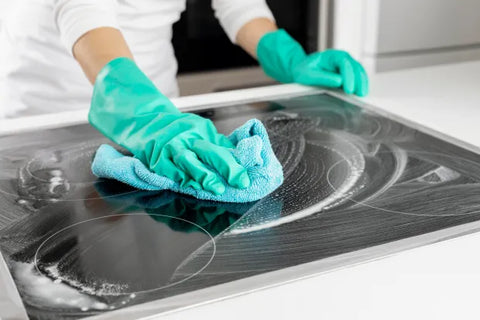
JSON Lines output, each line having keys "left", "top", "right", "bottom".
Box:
{"left": 257, "top": 29, "right": 369, "bottom": 97}
{"left": 89, "top": 57, "right": 250, "bottom": 195}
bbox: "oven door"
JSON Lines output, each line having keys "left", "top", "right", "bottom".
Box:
{"left": 173, "top": 0, "right": 321, "bottom": 95}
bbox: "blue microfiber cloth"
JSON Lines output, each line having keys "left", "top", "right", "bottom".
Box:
{"left": 91, "top": 119, "right": 284, "bottom": 203}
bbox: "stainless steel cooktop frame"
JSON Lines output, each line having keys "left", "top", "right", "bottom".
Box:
{"left": 2, "top": 87, "right": 480, "bottom": 320}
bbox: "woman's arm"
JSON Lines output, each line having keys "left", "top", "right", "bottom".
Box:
{"left": 73, "top": 27, "right": 133, "bottom": 84}
{"left": 53, "top": 0, "right": 128, "bottom": 83}
{"left": 235, "top": 18, "right": 277, "bottom": 58}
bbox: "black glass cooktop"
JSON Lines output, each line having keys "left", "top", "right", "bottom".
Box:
{"left": 2, "top": 93, "right": 480, "bottom": 319}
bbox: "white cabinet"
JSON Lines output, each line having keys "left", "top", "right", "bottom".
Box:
{"left": 333, "top": 0, "right": 480, "bottom": 73}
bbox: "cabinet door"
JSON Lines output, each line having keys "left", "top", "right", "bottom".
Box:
{"left": 377, "top": 0, "right": 480, "bottom": 53}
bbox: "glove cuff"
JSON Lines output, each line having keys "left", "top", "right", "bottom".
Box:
{"left": 257, "top": 29, "right": 307, "bottom": 83}
{"left": 92, "top": 57, "right": 179, "bottom": 115}
{"left": 89, "top": 57, "right": 179, "bottom": 151}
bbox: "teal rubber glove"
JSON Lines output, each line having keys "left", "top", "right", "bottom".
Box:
{"left": 257, "top": 29, "right": 369, "bottom": 97}
{"left": 89, "top": 57, "right": 250, "bottom": 195}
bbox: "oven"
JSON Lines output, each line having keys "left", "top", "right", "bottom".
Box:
{"left": 173, "top": 0, "right": 324, "bottom": 95}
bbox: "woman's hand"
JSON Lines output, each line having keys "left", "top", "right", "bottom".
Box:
{"left": 89, "top": 58, "right": 250, "bottom": 195}
{"left": 247, "top": 26, "right": 369, "bottom": 97}
{"left": 290, "top": 49, "right": 369, "bottom": 97}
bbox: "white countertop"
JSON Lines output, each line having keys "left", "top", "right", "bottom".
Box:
{"left": 2, "top": 60, "right": 480, "bottom": 319}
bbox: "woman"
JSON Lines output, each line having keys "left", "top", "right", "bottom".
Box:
{"left": 0, "top": 0, "right": 368, "bottom": 194}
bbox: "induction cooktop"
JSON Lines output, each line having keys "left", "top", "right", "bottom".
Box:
{"left": 2, "top": 92, "right": 480, "bottom": 320}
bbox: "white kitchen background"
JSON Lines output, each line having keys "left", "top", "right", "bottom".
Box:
{"left": 332, "top": 0, "right": 480, "bottom": 73}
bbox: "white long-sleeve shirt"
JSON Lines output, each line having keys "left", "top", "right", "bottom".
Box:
{"left": 0, "top": 0, "right": 274, "bottom": 118}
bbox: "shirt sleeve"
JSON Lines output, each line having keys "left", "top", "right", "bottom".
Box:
{"left": 212, "top": 0, "right": 275, "bottom": 44}
{"left": 53, "top": 0, "right": 120, "bottom": 55}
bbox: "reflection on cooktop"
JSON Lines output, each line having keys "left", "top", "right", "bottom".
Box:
{"left": 2, "top": 93, "right": 480, "bottom": 319}
{"left": 35, "top": 212, "right": 214, "bottom": 294}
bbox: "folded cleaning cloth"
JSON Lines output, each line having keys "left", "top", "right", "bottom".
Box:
{"left": 91, "top": 119, "right": 284, "bottom": 203}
